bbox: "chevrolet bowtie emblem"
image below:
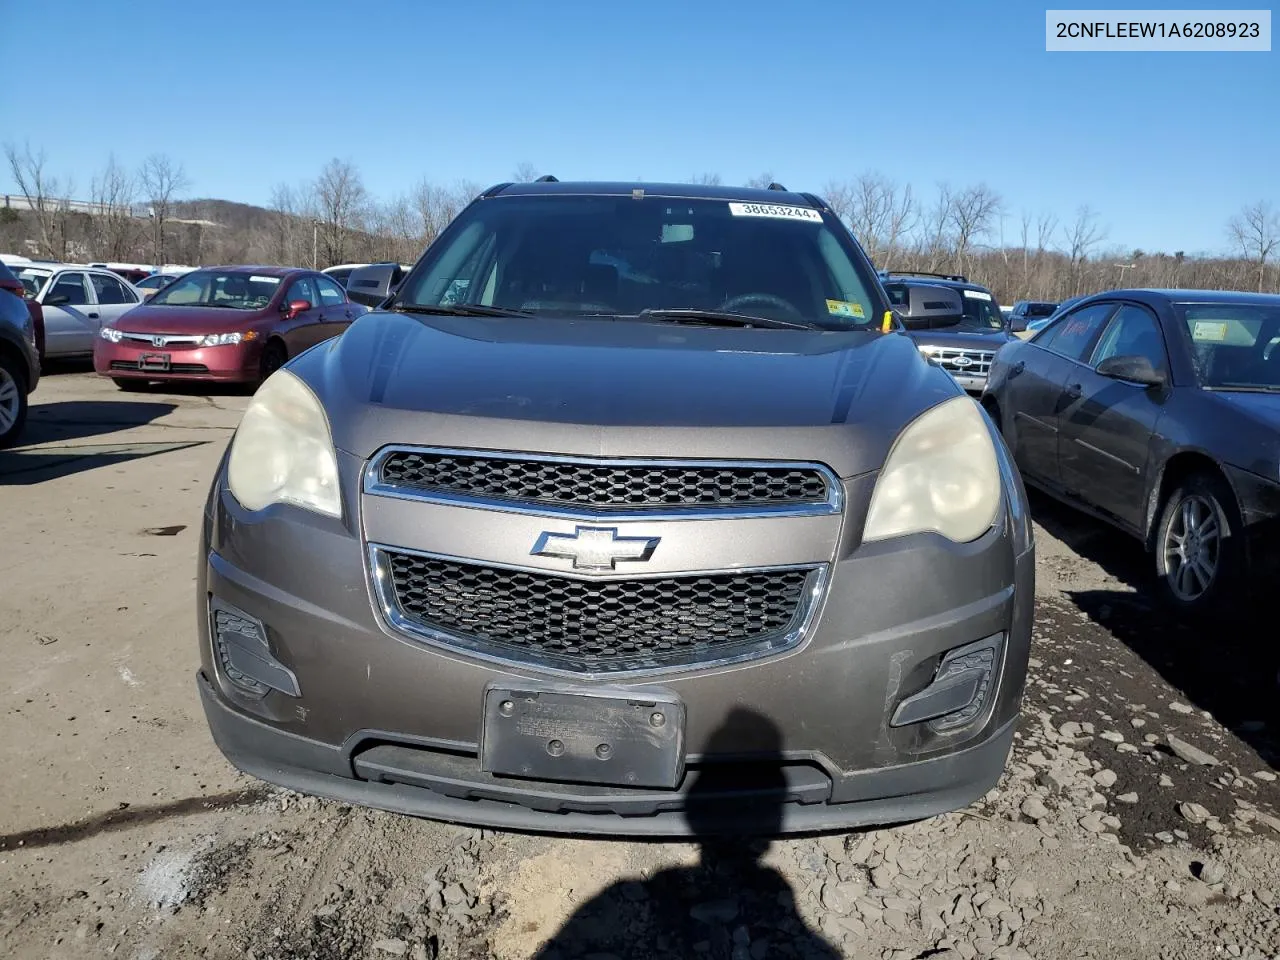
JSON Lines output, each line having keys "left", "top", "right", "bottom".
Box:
{"left": 530, "top": 526, "right": 660, "bottom": 570}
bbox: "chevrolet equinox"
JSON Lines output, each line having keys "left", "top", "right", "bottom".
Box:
{"left": 197, "top": 180, "right": 1035, "bottom": 835}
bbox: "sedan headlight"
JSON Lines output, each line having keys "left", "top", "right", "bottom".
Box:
{"left": 864, "top": 396, "right": 1001, "bottom": 543}
{"left": 100, "top": 327, "right": 123, "bottom": 343}
{"left": 226, "top": 370, "right": 341, "bottom": 518}
{"left": 201, "top": 332, "right": 252, "bottom": 346}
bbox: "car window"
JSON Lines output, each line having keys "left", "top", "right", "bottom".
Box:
{"left": 397, "top": 194, "right": 883, "bottom": 329}
{"left": 315, "top": 275, "right": 346, "bottom": 307}
{"left": 1180, "top": 303, "right": 1280, "bottom": 390}
{"left": 1090, "top": 304, "right": 1168, "bottom": 372}
{"left": 90, "top": 273, "right": 137, "bottom": 304}
{"left": 1034, "top": 302, "right": 1115, "bottom": 361}
{"left": 958, "top": 288, "right": 1005, "bottom": 331}
{"left": 47, "top": 272, "right": 90, "bottom": 306}
{"left": 285, "top": 277, "right": 320, "bottom": 308}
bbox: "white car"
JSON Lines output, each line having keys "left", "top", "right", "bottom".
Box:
{"left": 13, "top": 264, "right": 144, "bottom": 359}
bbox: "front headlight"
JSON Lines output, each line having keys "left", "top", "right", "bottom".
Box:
{"left": 200, "top": 332, "right": 249, "bottom": 346}
{"left": 100, "top": 327, "right": 123, "bottom": 343}
{"left": 226, "top": 370, "right": 342, "bottom": 518}
{"left": 863, "top": 396, "right": 1001, "bottom": 543}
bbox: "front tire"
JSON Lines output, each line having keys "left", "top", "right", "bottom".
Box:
{"left": 259, "top": 341, "right": 287, "bottom": 382}
{"left": 0, "top": 353, "right": 28, "bottom": 449}
{"left": 1154, "top": 471, "right": 1244, "bottom": 616}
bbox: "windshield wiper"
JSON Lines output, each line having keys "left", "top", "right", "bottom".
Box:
{"left": 1206, "top": 383, "right": 1280, "bottom": 393}
{"left": 390, "top": 302, "right": 532, "bottom": 318}
{"left": 634, "top": 309, "right": 819, "bottom": 331}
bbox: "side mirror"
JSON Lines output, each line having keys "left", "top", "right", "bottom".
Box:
{"left": 284, "top": 298, "right": 312, "bottom": 319}
{"left": 1097, "top": 354, "right": 1166, "bottom": 387}
{"left": 44, "top": 294, "right": 70, "bottom": 307}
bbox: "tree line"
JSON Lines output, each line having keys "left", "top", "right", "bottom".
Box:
{"left": 3, "top": 143, "right": 1279, "bottom": 304}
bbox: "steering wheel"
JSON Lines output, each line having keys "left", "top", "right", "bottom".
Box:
{"left": 718, "top": 292, "right": 805, "bottom": 320}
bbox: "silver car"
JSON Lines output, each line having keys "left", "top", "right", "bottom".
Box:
{"left": 13, "top": 264, "right": 144, "bottom": 359}
{"left": 197, "top": 181, "right": 1035, "bottom": 836}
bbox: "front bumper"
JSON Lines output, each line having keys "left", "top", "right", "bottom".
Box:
{"left": 93, "top": 338, "right": 261, "bottom": 382}
{"left": 196, "top": 457, "right": 1035, "bottom": 835}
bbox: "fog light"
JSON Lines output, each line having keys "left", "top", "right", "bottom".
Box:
{"left": 211, "top": 599, "right": 299, "bottom": 698}
{"left": 890, "top": 633, "right": 1004, "bottom": 732}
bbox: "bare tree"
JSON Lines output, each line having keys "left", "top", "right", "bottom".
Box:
{"left": 4, "top": 142, "right": 72, "bottom": 258}
{"left": 948, "top": 184, "right": 1002, "bottom": 275}
{"left": 314, "top": 158, "right": 368, "bottom": 267}
{"left": 90, "top": 154, "right": 137, "bottom": 260}
{"left": 140, "top": 154, "right": 190, "bottom": 264}
{"left": 1227, "top": 200, "right": 1280, "bottom": 292}
{"left": 511, "top": 162, "right": 540, "bottom": 183}
{"left": 688, "top": 172, "right": 723, "bottom": 186}
{"left": 744, "top": 171, "right": 776, "bottom": 189}
{"left": 1062, "top": 205, "right": 1107, "bottom": 296}
{"left": 414, "top": 178, "right": 481, "bottom": 247}
{"left": 923, "top": 184, "right": 955, "bottom": 272}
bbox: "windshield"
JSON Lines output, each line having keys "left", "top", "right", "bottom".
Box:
{"left": 16, "top": 268, "right": 51, "bottom": 297}
{"left": 1025, "top": 302, "right": 1057, "bottom": 318}
{"left": 396, "top": 194, "right": 883, "bottom": 329}
{"left": 137, "top": 275, "right": 173, "bottom": 289}
{"left": 149, "top": 270, "right": 282, "bottom": 309}
{"left": 1182, "top": 304, "right": 1280, "bottom": 390}
{"left": 958, "top": 289, "right": 1006, "bottom": 331}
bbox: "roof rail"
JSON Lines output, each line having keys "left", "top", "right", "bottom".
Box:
{"left": 882, "top": 269, "right": 969, "bottom": 283}
{"left": 481, "top": 182, "right": 512, "bottom": 198}
{"left": 535, "top": 174, "right": 558, "bottom": 182}
{"left": 766, "top": 182, "right": 788, "bottom": 191}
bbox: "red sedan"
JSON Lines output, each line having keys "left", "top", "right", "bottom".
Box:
{"left": 93, "top": 265, "right": 367, "bottom": 389}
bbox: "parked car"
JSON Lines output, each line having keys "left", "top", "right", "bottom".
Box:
{"left": 983, "top": 289, "right": 1280, "bottom": 616}
{"left": 1018, "top": 295, "right": 1086, "bottom": 339}
{"left": 94, "top": 265, "right": 367, "bottom": 389}
{"left": 0, "top": 260, "right": 40, "bottom": 447}
{"left": 89, "top": 262, "right": 154, "bottom": 285}
{"left": 344, "top": 261, "right": 413, "bottom": 308}
{"left": 196, "top": 180, "right": 1035, "bottom": 835}
{"left": 134, "top": 273, "right": 183, "bottom": 299}
{"left": 12, "top": 264, "right": 144, "bottom": 359}
{"left": 320, "top": 263, "right": 368, "bottom": 287}
{"left": 1006, "top": 300, "right": 1058, "bottom": 333}
{"left": 881, "top": 273, "right": 1016, "bottom": 395}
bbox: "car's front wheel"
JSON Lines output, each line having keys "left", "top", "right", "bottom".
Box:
{"left": 0, "top": 352, "right": 29, "bottom": 449}
{"left": 259, "top": 341, "right": 287, "bottom": 382}
{"left": 1154, "top": 471, "right": 1244, "bottom": 616}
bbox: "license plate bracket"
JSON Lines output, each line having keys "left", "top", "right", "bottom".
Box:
{"left": 480, "top": 686, "right": 685, "bottom": 789}
{"left": 139, "top": 352, "right": 171, "bottom": 371}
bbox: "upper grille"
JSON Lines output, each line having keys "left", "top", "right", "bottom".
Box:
{"left": 930, "top": 348, "right": 995, "bottom": 378}
{"left": 375, "top": 451, "right": 832, "bottom": 512}
{"left": 378, "top": 550, "right": 818, "bottom": 673}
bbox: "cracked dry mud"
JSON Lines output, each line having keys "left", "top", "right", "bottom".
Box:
{"left": 2, "top": 374, "right": 1278, "bottom": 960}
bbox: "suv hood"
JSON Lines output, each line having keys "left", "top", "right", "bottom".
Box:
{"left": 292, "top": 312, "right": 961, "bottom": 477}
{"left": 114, "top": 304, "right": 272, "bottom": 333}
{"left": 906, "top": 329, "right": 1013, "bottom": 351}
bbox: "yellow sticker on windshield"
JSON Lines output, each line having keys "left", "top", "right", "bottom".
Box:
{"left": 826, "top": 299, "right": 865, "bottom": 320}
{"left": 1192, "top": 320, "right": 1228, "bottom": 342}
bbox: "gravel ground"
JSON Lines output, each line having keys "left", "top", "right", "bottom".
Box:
{"left": 2, "top": 370, "right": 1277, "bottom": 960}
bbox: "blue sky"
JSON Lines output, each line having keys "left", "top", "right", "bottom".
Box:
{"left": 2, "top": 0, "right": 1276, "bottom": 254}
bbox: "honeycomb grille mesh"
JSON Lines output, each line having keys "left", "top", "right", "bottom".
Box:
{"left": 382, "top": 551, "right": 814, "bottom": 671}
{"left": 377, "top": 451, "right": 830, "bottom": 511}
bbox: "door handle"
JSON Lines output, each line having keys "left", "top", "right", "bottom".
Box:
{"left": 1011, "top": 360, "right": 1025, "bottom": 375}
{"left": 1064, "top": 382, "right": 1082, "bottom": 400}
{"left": 88, "top": 312, "right": 100, "bottom": 319}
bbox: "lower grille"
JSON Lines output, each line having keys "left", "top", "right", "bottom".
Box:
{"left": 110, "top": 361, "right": 210, "bottom": 374}
{"left": 375, "top": 549, "right": 820, "bottom": 673}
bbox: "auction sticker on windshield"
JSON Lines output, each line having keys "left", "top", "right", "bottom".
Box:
{"left": 250, "top": 276, "right": 281, "bottom": 284}
{"left": 728, "top": 202, "right": 824, "bottom": 222}
{"left": 963, "top": 289, "right": 993, "bottom": 300}
{"left": 826, "top": 299, "right": 866, "bottom": 319}
{"left": 1192, "top": 320, "right": 1229, "bottom": 341}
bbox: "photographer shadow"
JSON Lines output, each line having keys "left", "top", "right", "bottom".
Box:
{"left": 532, "top": 707, "right": 841, "bottom": 960}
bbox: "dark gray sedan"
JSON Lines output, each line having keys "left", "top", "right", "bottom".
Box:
{"left": 983, "top": 289, "right": 1280, "bottom": 614}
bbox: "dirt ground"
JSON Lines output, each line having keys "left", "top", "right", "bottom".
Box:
{"left": 2, "top": 369, "right": 1278, "bottom": 960}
